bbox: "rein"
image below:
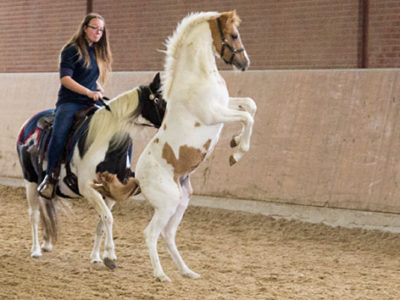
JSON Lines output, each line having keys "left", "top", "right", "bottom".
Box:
{"left": 217, "top": 18, "right": 245, "bottom": 65}
{"left": 99, "top": 97, "right": 111, "bottom": 111}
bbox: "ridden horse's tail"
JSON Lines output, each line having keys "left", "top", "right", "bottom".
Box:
{"left": 17, "top": 109, "right": 60, "bottom": 243}
{"left": 39, "top": 198, "right": 59, "bottom": 243}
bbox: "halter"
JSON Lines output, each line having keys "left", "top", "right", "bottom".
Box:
{"left": 217, "top": 17, "right": 245, "bottom": 65}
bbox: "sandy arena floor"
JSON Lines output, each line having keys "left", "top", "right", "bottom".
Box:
{"left": 1, "top": 184, "right": 400, "bottom": 299}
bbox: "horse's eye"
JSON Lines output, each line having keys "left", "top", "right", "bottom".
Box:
{"left": 231, "top": 34, "right": 238, "bottom": 40}
{"left": 154, "top": 97, "right": 159, "bottom": 104}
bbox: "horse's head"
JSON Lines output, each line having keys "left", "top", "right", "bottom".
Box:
{"left": 138, "top": 72, "right": 166, "bottom": 128}
{"left": 210, "top": 10, "right": 249, "bottom": 71}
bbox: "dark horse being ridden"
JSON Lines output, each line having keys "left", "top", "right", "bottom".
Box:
{"left": 16, "top": 73, "right": 165, "bottom": 269}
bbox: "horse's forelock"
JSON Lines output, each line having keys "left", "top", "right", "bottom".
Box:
{"left": 220, "top": 10, "right": 241, "bottom": 28}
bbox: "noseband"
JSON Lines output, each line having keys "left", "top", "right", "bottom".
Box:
{"left": 217, "top": 18, "right": 245, "bottom": 65}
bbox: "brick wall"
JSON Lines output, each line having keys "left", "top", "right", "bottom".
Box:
{"left": 0, "top": 1, "right": 86, "bottom": 72}
{"left": 368, "top": 0, "right": 400, "bottom": 68}
{"left": 0, "top": 0, "right": 399, "bottom": 72}
{"left": 95, "top": 0, "right": 361, "bottom": 71}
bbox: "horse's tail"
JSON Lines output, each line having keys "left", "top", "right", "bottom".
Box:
{"left": 39, "top": 198, "right": 59, "bottom": 243}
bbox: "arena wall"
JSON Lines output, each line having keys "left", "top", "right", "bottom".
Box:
{"left": 2, "top": 69, "right": 400, "bottom": 214}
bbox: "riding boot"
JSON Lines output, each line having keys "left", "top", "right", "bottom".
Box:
{"left": 38, "top": 173, "right": 58, "bottom": 199}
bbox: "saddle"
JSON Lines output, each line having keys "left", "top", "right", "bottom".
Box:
{"left": 38, "top": 105, "right": 98, "bottom": 196}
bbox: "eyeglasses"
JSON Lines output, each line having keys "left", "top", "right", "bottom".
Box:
{"left": 87, "top": 25, "right": 104, "bottom": 33}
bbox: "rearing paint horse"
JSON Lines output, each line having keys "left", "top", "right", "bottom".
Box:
{"left": 97, "top": 11, "right": 256, "bottom": 281}
{"left": 16, "top": 73, "right": 165, "bottom": 269}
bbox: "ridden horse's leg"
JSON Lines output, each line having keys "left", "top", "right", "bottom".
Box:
{"left": 228, "top": 97, "right": 257, "bottom": 147}
{"left": 161, "top": 176, "right": 200, "bottom": 279}
{"left": 90, "top": 198, "right": 115, "bottom": 264}
{"left": 80, "top": 184, "right": 117, "bottom": 269}
{"left": 41, "top": 225, "right": 53, "bottom": 253}
{"left": 209, "top": 103, "right": 255, "bottom": 165}
{"left": 25, "top": 181, "right": 42, "bottom": 257}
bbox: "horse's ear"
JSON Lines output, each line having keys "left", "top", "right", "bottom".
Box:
{"left": 150, "top": 72, "right": 161, "bottom": 91}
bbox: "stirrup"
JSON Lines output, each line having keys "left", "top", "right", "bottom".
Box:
{"left": 38, "top": 175, "right": 57, "bottom": 199}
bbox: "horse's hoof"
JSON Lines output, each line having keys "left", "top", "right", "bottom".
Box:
{"left": 230, "top": 136, "right": 238, "bottom": 148}
{"left": 31, "top": 252, "right": 42, "bottom": 258}
{"left": 229, "top": 155, "right": 237, "bottom": 166}
{"left": 90, "top": 258, "right": 103, "bottom": 264}
{"left": 103, "top": 257, "right": 117, "bottom": 270}
{"left": 182, "top": 270, "right": 200, "bottom": 279}
{"left": 156, "top": 273, "right": 171, "bottom": 282}
{"left": 41, "top": 244, "right": 52, "bottom": 252}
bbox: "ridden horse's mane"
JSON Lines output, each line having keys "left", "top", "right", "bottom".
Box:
{"left": 85, "top": 88, "right": 140, "bottom": 155}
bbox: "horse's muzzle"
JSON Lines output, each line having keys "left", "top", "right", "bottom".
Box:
{"left": 234, "top": 54, "right": 250, "bottom": 71}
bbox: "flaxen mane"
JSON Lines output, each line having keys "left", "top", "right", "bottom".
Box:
{"left": 85, "top": 88, "right": 140, "bottom": 155}
{"left": 163, "top": 12, "right": 220, "bottom": 98}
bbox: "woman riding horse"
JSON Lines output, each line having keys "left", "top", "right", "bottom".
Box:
{"left": 38, "top": 13, "right": 112, "bottom": 199}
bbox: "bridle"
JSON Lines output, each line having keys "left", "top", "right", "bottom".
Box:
{"left": 217, "top": 18, "right": 245, "bottom": 65}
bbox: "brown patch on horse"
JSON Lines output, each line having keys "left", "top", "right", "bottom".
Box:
{"left": 162, "top": 142, "right": 206, "bottom": 183}
{"left": 92, "top": 172, "right": 140, "bottom": 202}
{"left": 194, "top": 122, "right": 201, "bottom": 127}
{"left": 163, "top": 124, "right": 167, "bottom": 130}
{"left": 154, "top": 138, "right": 159, "bottom": 143}
{"left": 208, "top": 19, "right": 221, "bottom": 53}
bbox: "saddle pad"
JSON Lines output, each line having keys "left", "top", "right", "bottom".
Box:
{"left": 17, "top": 109, "right": 55, "bottom": 147}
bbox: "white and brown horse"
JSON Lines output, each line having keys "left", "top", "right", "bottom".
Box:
{"left": 16, "top": 73, "right": 165, "bottom": 269}
{"left": 99, "top": 11, "right": 256, "bottom": 281}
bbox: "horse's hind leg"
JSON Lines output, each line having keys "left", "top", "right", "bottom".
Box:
{"left": 90, "top": 198, "right": 115, "bottom": 264}
{"left": 25, "top": 181, "right": 42, "bottom": 257}
{"left": 143, "top": 185, "right": 182, "bottom": 282}
{"left": 161, "top": 176, "right": 199, "bottom": 279}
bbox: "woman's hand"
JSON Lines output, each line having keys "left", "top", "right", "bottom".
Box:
{"left": 86, "top": 90, "right": 103, "bottom": 101}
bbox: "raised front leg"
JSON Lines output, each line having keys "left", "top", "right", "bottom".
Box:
{"left": 228, "top": 97, "right": 257, "bottom": 149}
{"left": 80, "top": 184, "right": 117, "bottom": 269}
{"left": 207, "top": 102, "right": 255, "bottom": 165}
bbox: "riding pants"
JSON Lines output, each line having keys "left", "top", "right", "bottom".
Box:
{"left": 46, "top": 102, "right": 88, "bottom": 174}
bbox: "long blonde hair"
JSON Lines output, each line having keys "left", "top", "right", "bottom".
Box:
{"left": 60, "top": 13, "right": 112, "bottom": 85}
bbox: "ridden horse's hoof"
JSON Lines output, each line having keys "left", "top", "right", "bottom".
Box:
{"left": 31, "top": 252, "right": 42, "bottom": 258}
{"left": 41, "top": 244, "right": 53, "bottom": 252}
{"left": 103, "top": 257, "right": 117, "bottom": 270}
{"left": 90, "top": 258, "right": 103, "bottom": 264}
{"left": 181, "top": 270, "right": 200, "bottom": 279}
{"left": 155, "top": 273, "right": 171, "bottom": 282}
{"left": 229, "top": 155, "right": 237, "bottom": 166}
